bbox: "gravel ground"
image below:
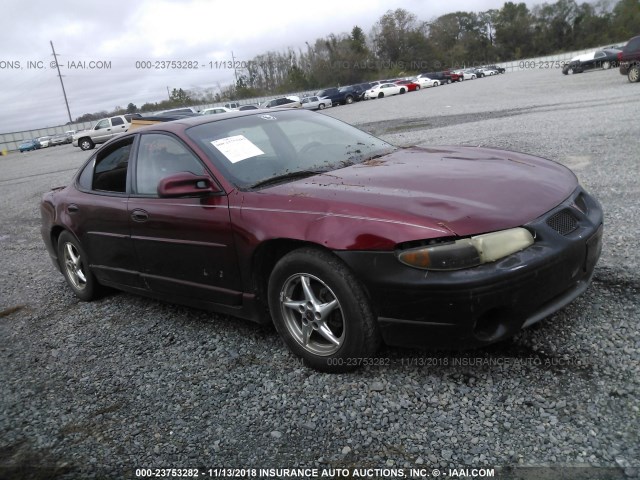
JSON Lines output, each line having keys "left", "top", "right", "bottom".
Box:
{"left": 1, "top": 67, "right": 638, "bottom": 480}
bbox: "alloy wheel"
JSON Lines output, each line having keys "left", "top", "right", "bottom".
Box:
{"left": 279, "top": 273, "right": 344, "bottom": 356}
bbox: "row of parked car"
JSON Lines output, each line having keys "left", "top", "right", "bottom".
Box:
{"left": 304, "top": 66, "right": 506, "bottom": 107}
{"left": 19, "top": 131, "right": 75, "bottom": 152}
{"left": 37, "top": 65, "right": 506, "bottom": 153}
{"left": 196, "top": 65, "right": 508, "bottom": 115}
{"left": 561, "top": 34, "right": 640, "bottom": 82}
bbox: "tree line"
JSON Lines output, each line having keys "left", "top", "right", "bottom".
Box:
{"left": 74, "top": 0, "right": 638, "bottom": 122}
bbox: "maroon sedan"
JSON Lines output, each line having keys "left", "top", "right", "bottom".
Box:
{"left": 40, "top": 109, "right": 603, "bottom": 372}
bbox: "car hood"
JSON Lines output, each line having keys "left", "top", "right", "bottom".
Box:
{"left": 238, "top": 146, "right": 578, "bottom": 249}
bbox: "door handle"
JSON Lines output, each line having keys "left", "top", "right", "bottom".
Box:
{"left": 131, "top": 209, "right": 149, "bottom": 222}
{"left": 67, "top": 204, "right": 79, "bottom": 213}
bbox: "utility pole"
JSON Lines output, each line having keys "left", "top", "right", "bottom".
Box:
{"left": 50, "top": 41, "right": 73, "bottom": 124}
{"left": 231, "top": 51, "right": 238, "bottom": 84}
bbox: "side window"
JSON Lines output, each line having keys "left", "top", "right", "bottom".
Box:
{"left": 135, "top": 134, "right": 206, "bottom": 196}
{"left": 111, "top": 117, "right": 124, "bottom": 126}
{"left": 92, "top": 138, "right": 134, "bottom": 193}
{"left": 95, "top": 119, "right": 110, "bottom": 130}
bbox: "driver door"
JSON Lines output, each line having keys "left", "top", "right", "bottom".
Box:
{"left": 128, "top": 133, "right": 243, "bottom": 306}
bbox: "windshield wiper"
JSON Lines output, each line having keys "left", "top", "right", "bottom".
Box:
{"left": 249, "top": 170, "right": 325, "bottom": 189}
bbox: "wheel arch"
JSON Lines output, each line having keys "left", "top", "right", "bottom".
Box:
{"left": 250, "top": 239, "right": 375, "bottom": 321}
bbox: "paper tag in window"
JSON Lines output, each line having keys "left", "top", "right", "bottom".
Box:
{"left": 211, "top": 135, "right": 264, "bottom": 163}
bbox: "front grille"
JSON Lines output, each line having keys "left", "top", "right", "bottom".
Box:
{"left": 547, "top": 209, "right": 578, "bottom": 235}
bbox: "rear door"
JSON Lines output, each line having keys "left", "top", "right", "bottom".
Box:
{"left": 70, "top": 136, "right": 143, "bottom": 288}
{"left": 110, "top": 116, "right": 129, "bottom": 139}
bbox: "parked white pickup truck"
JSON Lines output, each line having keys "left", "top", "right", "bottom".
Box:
{"left": 72, "top": 114, "right": 135, "bottom": 150}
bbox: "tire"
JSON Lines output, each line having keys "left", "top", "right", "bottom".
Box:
{"left": 434, "top": 81, "right": 440, "bottom": 87}
{"left": 447, "top": 79, "right": 451, "bottom": 84}
{"left": 629, "top": 65, "right": 640, "bottom": 83}
{"left": 318, "top": 103, "right": 325, "bottom": 110}
{"left": 567, "top": 68, "right": 574, "bottom": 75}
{"left": 400, "top": 88, "right": 406, "bottom": 94}
{"left": 602, "top": 61, "right": 611, "bottom": 70}
{"left": 57, "top": 231, "right": 101, "bottom": 301}
{"left": 268, "top": 247, "right": 381, "bottom": 372}
{"left": 415, "top": 85, "right": 420, "bottom": 90}
{"left": 378, "top": 92, "right": 384, "bottom": 98}
{"left": 79, "top": 138, "right": 95, "bottom": 151}
{"left": 345, "top": 96, "right": 353, "bottom": 104}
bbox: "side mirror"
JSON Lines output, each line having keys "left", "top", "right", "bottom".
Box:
{"left": 157, "top": 172, "right": 221, "bottom": 198}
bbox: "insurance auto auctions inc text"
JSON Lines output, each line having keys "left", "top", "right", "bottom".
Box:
{"left": 180, "top": 467, "right": 496, "bottom": 478}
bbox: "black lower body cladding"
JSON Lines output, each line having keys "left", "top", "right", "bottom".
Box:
{"left": 335, "top": 187, "right": 603, "bottom": 349}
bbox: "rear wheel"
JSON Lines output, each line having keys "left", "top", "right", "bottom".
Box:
{"left": 345, "top": 96, "right": 353, "bottom": 104}
{"left": 415, "top": 85, "right": 420, "bottom": 90}
{"left": 400, "top": 88, "right": 406, "bottom": 94}
{"left": 378, "top": 92, "right": 384, "bottom": 98}
{"left": 268, "top": 248, "right": 381, "bottom": 372}
{"left": 629, "top": 65, "right": 640, "bottom": 83}
{"left": 57, "top": 231, "right": 101, "bottom": 301}
{"left": 602, "top": 61, "right": 611, "bottom": 69}
{"left": 318, "top": 103, "right": 325, "bottom": 110}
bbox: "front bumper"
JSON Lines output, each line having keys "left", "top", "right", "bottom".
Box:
{"left": 335, "top": 187, "right": 603, "bottom": 349}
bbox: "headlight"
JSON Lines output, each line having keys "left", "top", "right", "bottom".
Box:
{"left": 397, "top": 227, "right": 534, "bottom": 271}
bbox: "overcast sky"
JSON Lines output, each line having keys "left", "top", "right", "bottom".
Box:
{"left": 1, "top": 0, "right": 532, "bottom": 133}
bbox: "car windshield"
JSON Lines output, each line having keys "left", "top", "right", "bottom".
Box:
{"left": 186, "top": 110, "right": 397, "bottom": 190}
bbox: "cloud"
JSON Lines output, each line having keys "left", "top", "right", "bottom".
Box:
{"left": 0, "top": 0, "right": 529, "bottom": 132}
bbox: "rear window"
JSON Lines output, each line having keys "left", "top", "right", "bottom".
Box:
{"left": 625, "top": 37, "right": 640, "bottom": 52}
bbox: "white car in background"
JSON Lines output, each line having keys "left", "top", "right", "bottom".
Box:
{"left": 201, "top": 107, "right": 233, "bottom": 115}
{"left": 479, "top": 67, "right": 499, "bottom": 76}
{"left": 454, "top": 69, "right": 477, "bottom": 80}
{"left": 414, "top": 76, "right": 440, "bottom": 88}
{"left": 301, "top": 96, "right": 332, "bottom": 110}
{"left": 364, "top": 82, "right": 404, "bottom": 99}
{"left": 37, "top": 136, "right": 51, "bottom": 148}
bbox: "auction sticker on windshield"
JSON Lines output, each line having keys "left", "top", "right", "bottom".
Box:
{"left": 211, "top": 135, "right": 264, "bottom": 163}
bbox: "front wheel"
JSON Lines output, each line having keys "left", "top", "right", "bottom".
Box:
{"left": 400, "top": 88, "right": 406, "bottom": 94}
{"left": 602, "top": 61, "right": 611, "bottom": 70}
{"left": 415, "top": 85, "right": 420, "bottom": 90}
{"left": 79, "top": 138, "right": 95, "bottom": 150}
{"left": 318, "top": 103, "right": 325, "bottom": 110}
{"left": 628, "top": 64, "right": 640, "bottom": 83}
{"left": 57, "top": 231, "right": 101, "bottom": 301}
{"left": 268, "top": 248, "right": 381, "bottom": 372}
{"left": 378, "top": 92, "right": 384, "bottom": 98}
{"left": 345, "top": 96, "right": 353, "bottom": 104}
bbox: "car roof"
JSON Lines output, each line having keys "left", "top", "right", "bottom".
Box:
{"left": 126, "top": 109, "right": 302, "bottom": 134}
